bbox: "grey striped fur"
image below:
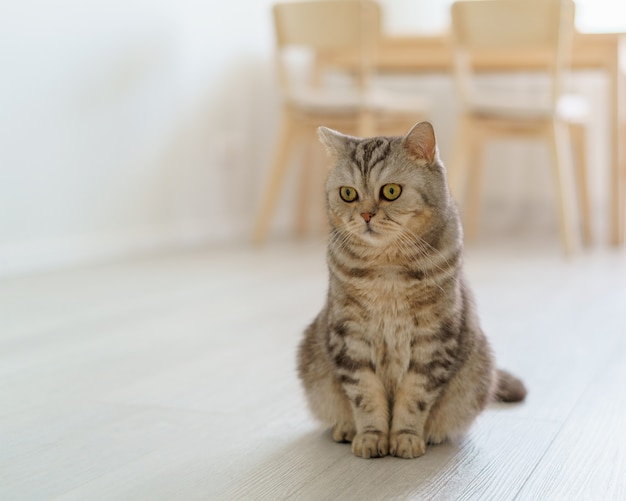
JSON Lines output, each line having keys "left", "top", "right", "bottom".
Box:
{"left": 297, "top": 122, "right": 526, "bottom": 459}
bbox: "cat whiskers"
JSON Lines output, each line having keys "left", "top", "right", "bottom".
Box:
{"left": 414, "top": 235, "right": 461, "bottom": 289}
{"left": 392, "top": 228, "right": 458, "bottom": 295}
{"left": 391, "top": 229, "right": 433, "bottom": 268}
{"left": 328, "top": 227, "right": 360, "bottom": 256}
{"left": 399, "top": 230, "right": 452, "bottom": 275}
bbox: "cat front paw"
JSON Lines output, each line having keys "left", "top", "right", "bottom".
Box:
{"left": 351, "top": 431, "right": 389, "bottom": 458}
{"left": 389, "top": 431, "right": 426, "bottom": 459}
{"left": 332, "top": 421, "right": 356, "bottom": 443}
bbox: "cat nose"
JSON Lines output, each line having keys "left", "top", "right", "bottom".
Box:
{"left": 361, "top": 212, "right": 374, "bottom": 223}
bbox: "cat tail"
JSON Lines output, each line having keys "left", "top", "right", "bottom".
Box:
{"left": 494, "top": 369, "right": 527, "bottom": 402}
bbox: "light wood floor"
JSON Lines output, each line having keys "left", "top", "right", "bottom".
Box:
{"left": 1, "top": 237, "right": 626, "bottom": 500}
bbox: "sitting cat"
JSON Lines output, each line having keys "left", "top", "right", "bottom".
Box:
{"left": 297, "top": 122, "right": 526, "bottom": 459}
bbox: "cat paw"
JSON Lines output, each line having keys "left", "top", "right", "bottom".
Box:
{"left": 332, "top": 422, "right": 356, "bottom": 443}
{"left": 351, "top": 431, "right": 389, "bottom": 458}
{"left": 389, "top": 432, "right": 426, "bottom": 459}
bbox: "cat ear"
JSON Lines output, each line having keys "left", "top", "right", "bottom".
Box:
{"left": 317, "top": 126, "right": 355, "bottom": 158}
{"left": 403, "top": 121, "right": 439, "bottom": 163}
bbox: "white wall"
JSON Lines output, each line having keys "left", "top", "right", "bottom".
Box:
{"left": 0, "top": 0, "right": 278, "bottom": 276}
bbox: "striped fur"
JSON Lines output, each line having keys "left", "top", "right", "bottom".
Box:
{"left": 297, "top": 122, "right": 526, "bottom": 459}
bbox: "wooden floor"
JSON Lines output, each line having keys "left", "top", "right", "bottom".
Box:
{"left": 1, "top": 237, "right": 626, "bottom": 500}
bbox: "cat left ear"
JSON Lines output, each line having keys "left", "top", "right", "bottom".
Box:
{"left": 403, "top": 121, "right": 439, "bottom": 164}
{"left": 317, "top": 126, "right": 356, "bottom": 158}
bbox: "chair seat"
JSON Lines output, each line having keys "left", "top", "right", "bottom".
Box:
{"left": 288, "top": 88, "right": 430, "bottom": 115}
{"left": 468, "top": 93, "right": 588, "bottom": 123}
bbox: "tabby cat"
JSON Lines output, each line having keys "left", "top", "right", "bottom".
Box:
{"left": 297, "top": 122, "right": 526, "bottom": 459}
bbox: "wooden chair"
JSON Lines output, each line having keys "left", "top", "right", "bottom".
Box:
{"left": 448, "top": 0, "right": 591, "bottom": 253}
{"left": 253, "top": 0, "right": 429, "bottom": 244}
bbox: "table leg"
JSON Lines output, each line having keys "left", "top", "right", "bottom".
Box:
{"left": 610, "top": 36, "right": 626, "bottom": 245}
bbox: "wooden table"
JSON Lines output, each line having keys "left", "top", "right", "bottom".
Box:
{"left": 368, "top": 32, "right": 626, "bottom": 245}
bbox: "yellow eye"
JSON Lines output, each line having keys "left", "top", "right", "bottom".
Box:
{"left": 339, "top": 186, "right": 358, "bottom": 202}
{"left": 381, "top": 183, "right": 402, "bottom": 201}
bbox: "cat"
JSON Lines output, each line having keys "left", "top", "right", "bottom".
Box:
{"left": 297, "top": 121, "right": 526, "bottom": 459}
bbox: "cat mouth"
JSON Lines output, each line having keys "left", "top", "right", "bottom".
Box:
{"left": 363, "top": 226, "right": 382, "bottom": 239}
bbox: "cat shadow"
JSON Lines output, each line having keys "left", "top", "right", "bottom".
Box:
{"left": 230, "top": 427, "right": 465, "bottom": 499}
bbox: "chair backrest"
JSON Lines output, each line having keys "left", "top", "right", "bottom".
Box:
{"left": 450, "top": 0, "right": 575, "bottom": 110}
{"left": 272, "top": 0, "right": 381, "bottom": 98}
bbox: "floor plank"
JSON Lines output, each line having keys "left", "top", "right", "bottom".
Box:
{"left": 515, "top": 341, "right": 626, "bottom": 501}
{"left": 1, "top": 238, "right": 625, "bottom": 500}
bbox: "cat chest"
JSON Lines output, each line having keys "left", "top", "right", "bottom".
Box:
{"left": 349, "top": 278, "right": 438, "bottom": 391}
{"left": 373, "top": 334, "right": 410, "bottom": 392}
{"left": 356, "top": 274, "right": 425, "bottom": 318}
{"left": 358, "top": 285, "right": 412, "bottom": 388}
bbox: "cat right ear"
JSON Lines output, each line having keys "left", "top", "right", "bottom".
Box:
{"left": 317, "top": 126, "right": 354, "bottom": 158}
{"left": 403, "top": 121, "right": 439, "bottom": 164}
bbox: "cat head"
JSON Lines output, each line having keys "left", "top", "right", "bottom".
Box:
{"left": 319, "top": 122, "right": 454, "bottom": 247}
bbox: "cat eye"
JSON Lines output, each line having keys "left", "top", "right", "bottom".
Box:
{"left": 381, "top": 183, "right": 402, "bottom": 201}
{"left": 339, "top": 186, "right": 358, "bottom": 202}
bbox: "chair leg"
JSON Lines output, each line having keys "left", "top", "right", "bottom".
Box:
{"left": 253, "top": 112, "right": 296, "bottom": 245}
{"left": 313, "top": 141, "right": 331, "bottom": 235}
{"left": 357, "top": 110, "right": 375, "bottom": 137}
{"left": 295, "top": 131, "right": 315, "bottom": 237}
{"left": 548, "top": 121, "right": 575, "bottom": 255}
{"left": 447, "top": 115, "right": 474, "bottom": 209}
{"left": 569, "top": 123, "right": 592, "bottom": 246}
{"left": 464, "top": 126, "right": 485, "bottom": 241}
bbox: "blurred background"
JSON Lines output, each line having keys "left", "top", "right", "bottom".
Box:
{"left": 1, "top": 0, "right": 625, "bottom": 277}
